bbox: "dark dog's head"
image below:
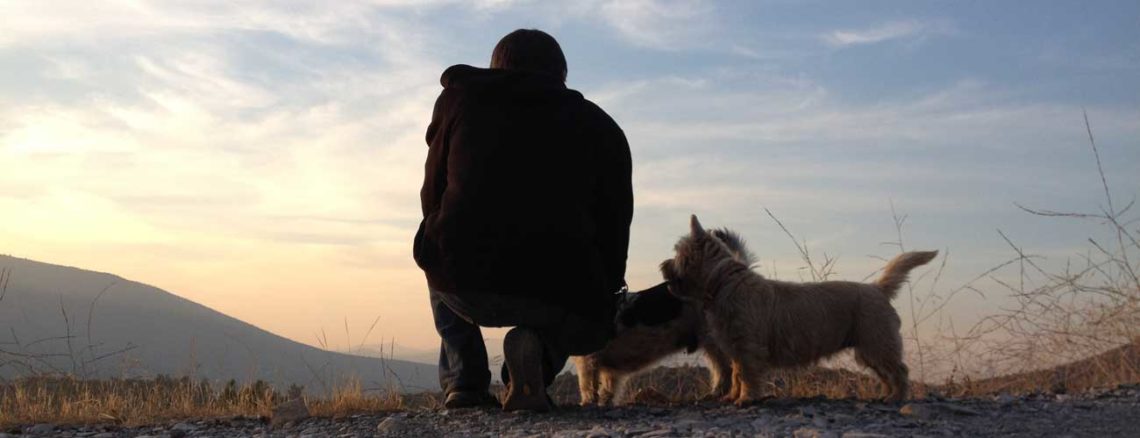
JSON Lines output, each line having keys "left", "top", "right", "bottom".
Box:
{"left": 616, "top": 282, "right": 685, "bottom": 328}
{"left": 614, "top": 282, "right": 702, "bottom": 353}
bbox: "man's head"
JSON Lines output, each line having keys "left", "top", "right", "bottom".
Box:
{"left": 491, "top": 29, "right": 567, "bottom": 82}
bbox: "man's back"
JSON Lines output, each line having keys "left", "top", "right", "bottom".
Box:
{"left": 415, "top": 64, "right": 632, "bottom": 322}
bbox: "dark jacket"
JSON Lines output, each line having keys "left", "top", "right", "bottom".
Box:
{"left": 413, "top": 64, "right": 633, "bottom": 322}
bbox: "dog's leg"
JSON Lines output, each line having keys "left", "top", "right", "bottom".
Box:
{"left": 855, "top": 343, "right": 910, "bottom": 403}
{"left": 575, "top": 357, "right": 599, "bottom": 406}
{"left": 729, "top": 341, "right": 771, "bottom": 407}
{"left": 597, "top": 369, "right": 620, "bottom": 406}
{"left": 734, "top": 360, "right": 767, "bottom": 407}
{"left": 890, "top": 362, "right": 910, "bottom": 403}
{"left": 703, "top": 342, "right": 733, "bottom": 400}
{"left": 719, "top": 360, "right": 744, "bottom": 403}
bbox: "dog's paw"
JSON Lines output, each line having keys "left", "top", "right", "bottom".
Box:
{"left": 733, "top": 396, "right": 755, "bottom": 407}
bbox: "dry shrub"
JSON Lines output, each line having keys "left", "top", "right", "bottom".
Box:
{"left": 0, "top": 376, "right": 278, "bottom": 427}
{"left": 0, "top": 375, "right": 409, "bottom": 428}
{"left": 927, "top": 113, "right": 1140, "bottom": 394}
{"left": 306, "top": 377, "right": 404, "bottom": 418}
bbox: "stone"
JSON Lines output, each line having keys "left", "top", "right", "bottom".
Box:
{"left": 271, "top": 398, "right": 310, "bottom": 428}
{"left": 750, "top": 418, "right": 771, "bottom": 430}
{"left": 936, "top": 403, "right": 982, "bottom": 416}
{"left": 899, "top": 402, "right": 982, "bottom": 420}
{"left": 171, "top": 422, "right": 196, "bottom": 432}
{"left": 28, "top": 424, "right": 56, "bottom": 435}
{"left": 842, "top": 433, "right": 891, "bottom": 438}
{"left": 622, "top": 427, "right": 653, "bottom": 436}
{"left": 376, "top": 415, "right": 409, "bottom": 436}
{"left": 93, "top": 434, "right": 115, "bottom": 438}
{"left": 585, "top": 425, "right": 613, "bottom": 438}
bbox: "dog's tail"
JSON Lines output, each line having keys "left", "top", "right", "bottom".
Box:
{"left": 876, "top": 250, "right": 939, "bottom": 300}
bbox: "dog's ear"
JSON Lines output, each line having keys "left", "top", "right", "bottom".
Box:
{"left": 689, "top": 215, "right": 707, "bottom": 238}
{"left": 659, "top": 258, "right": 677, "bottom": 280}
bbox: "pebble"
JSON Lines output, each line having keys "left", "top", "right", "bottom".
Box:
{"left": 271, "top": 398, "right": 310, "bottom": 428}
{"left": 27, "top": 424, "right": 56, "bottom": 435}
{"left": 899, "top": 402, "right": 982, "bottom": 420}
{"left": 376, "top": 415, "right": 408, "bottom": 435}
{"left": 171, "top": 422, "right": 195, "bottom": 432}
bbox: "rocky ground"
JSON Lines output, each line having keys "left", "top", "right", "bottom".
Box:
{"left": 5, "top": 384, "right": 1138, "bottom": 437}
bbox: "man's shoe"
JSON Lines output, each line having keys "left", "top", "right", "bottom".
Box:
{"left": 501, "top": 328, "right": 552, "bottom": 412}
{"left": 443, "top": 391, "right": 499, "bottom": 409}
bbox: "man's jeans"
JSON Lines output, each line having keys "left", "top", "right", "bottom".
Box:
{"left": 429, "top": 288, "right": 611, "bottom": 396}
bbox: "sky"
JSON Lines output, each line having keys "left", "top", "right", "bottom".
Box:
{"left": 1, "top": 0, "right": 1138, "bottom": 362}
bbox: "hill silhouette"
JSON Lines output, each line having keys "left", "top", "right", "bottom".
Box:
{"left": 0, "top": 255, "right": 437, "bottom": 393}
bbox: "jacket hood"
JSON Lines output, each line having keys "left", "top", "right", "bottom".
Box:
{"left": 440, "top": 64, "right": 575, "bottom": 100}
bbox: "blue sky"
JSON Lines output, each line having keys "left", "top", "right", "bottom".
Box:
{"left": 1, "top": 1, "right": 1138, "bottom": 364}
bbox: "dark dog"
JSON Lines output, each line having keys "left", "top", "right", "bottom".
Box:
{"left": 573, "top": 229, "right": 755, "bottom": 405}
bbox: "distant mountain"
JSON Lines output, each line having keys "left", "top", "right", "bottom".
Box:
{"left": 358, "top": 338, "right": 510, "bottom": 382}
{"left": 0, "top": 255, "right": 438, "bottom": 393}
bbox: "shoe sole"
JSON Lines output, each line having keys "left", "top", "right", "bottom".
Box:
{"left": 444, "top": 393, "right": 498, "bottom": 409}
{"left": 501, "top": 329, "right": 552, "bottom": 412}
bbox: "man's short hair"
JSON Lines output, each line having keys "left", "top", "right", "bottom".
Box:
{"left": 490, "top": 29, "right": 568, "bottom": 81}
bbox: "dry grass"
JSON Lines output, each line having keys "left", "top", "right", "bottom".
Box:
{"left": 942, "top": 338, "right": 1140, "bottom": 397}
{"left": 305, "top": 378, "right": 407, "bottom": 418}
{"left": 0, "top": 376, "right": 275, "bottom": 427}
{"left": 0, "top": 376, "right": 411, "bottom": 428}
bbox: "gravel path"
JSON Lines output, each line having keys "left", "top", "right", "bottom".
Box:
{"left": 9, "top": 385, "right": 1139, "bottom": 437}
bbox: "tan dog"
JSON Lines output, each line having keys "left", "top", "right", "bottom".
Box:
{"left": 574, "top": 229, "right": 755, "bottom": 406}
{"left": 661, "top": 215, "right": 937, "bottom": 405}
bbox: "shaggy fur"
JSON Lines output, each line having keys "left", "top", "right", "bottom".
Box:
{"left": 661, "top": 215, "right": 938, "bottom": 405}
{"left": 573, "top": 229, "right": 754, "bottom": 406}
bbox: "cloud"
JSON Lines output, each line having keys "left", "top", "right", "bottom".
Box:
{"left": 823, "top": 20, "right": 952, "bottom": 48}
{"left": 594, "top": 0, "right": 716, "bottom": 50}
